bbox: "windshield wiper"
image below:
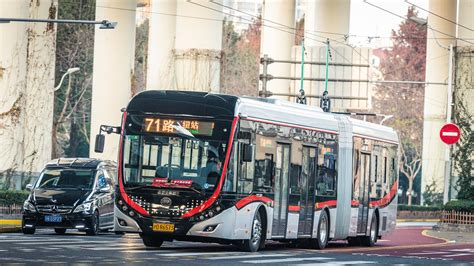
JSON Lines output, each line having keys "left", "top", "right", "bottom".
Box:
{"left": 172, "top": 123, "right": 195, "bottom": 138}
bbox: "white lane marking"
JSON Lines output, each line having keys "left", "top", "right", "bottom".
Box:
{"left": 159, "top": 251, "right": 243, "bottom": 257}
{"left": 442, "top": 132, "right": 458, "bottom": 137}
{"left": 241, "top": 257, "right": 331, "bottom": 264}
{"left": 82, "top": 246, "right": 148, "bottom": 251}
{"left": 408, "top": 251, "right": 449, "bottom": 255}
{"left": 295, "top": 261, "right": 377, "bottom": 265}
{"left": 443, "top": 253, "right": 472, "bottom": 257}
{"left": 446, "top": 248, "right": 474, "bottom": 252}
{"left": 122, "top": 250, "right": 170, "bottom": 253}
{"left": 18, "top": 241, "right": 111, "bottom": 245}
{"left": 209, "top": 254, "right": 290, "bottom": 260}
{"left": 0, "top": 250, "right": 6, "bottom": 252}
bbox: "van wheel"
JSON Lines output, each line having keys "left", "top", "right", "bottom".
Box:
{"left": 140, "top": 234, "right": 164, "bottom": 247}
{"left": 54, "top": 228, "right": 67, "bottom": 235}
{"left": 22, "top": 227, "right": 35, "bottom": 235}
{"left": 361, "top": 215, "right": 378, "bottom": 247}
{"left": 86, "top": 211, "right": 99, "bottom": 236}
{"left": 240, "top": 211, "right": 263, "bottom": 252}
{"left": 311, "top": 211, "right": 329, "bottom": 249}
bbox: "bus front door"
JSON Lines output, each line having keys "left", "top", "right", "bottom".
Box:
{"left": 272, "top": 143, "right": 290, "bottom": 238}
{"left": 298, "top": 146, "right": 317, "bottom": 237}
{"left": 357, "top": 153, "right": 371, "bottom": 234}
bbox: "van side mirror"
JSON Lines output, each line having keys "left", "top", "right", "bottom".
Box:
{"left": 25, "top": 184, "right": 33, "bottom": 191}
{"left": 242, "top": 144, "right": 253, "bottom": 162}
{"left": 95, "top": 134, "right": 105, "bottom": 153}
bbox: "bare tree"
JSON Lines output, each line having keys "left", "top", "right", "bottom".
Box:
{"left": 400, "top": 144, "right": 422, "bottom": 205}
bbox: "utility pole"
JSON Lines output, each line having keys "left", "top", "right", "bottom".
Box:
{"left": 443, "top": 43, "right": 455, "bottom": 204}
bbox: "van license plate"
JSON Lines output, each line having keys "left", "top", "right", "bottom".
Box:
{"left": 152, "top": 223, "right": 174, "bottom": 232}
{"left": 45, "top": 215, "right": 62, "bottom": 223}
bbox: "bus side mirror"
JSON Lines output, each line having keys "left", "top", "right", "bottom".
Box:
{"left": 95, "top": 134, "right": 105, "bottom": 153}
{"left": 242, "top": 144, "right": 253, "bottom": 162}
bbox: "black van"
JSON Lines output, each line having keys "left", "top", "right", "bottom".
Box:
{"left": 22, "top": 158, "right": 117, "bottom": 235}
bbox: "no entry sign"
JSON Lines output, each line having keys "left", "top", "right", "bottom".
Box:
{"left": 440, "top": 123, "right": 461, "bottom": 145}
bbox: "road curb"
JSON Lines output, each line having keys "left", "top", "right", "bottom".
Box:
{"left": 421, "top": 229, "right": 452, "bottom": 243}
{"left": 0, "top": 219, "right": 22, "bottom": 233}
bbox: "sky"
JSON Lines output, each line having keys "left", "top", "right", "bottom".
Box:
{"left": 350, "top": 0, "right": 429, "bottom": 47}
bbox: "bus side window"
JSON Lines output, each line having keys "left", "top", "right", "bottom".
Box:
{"left": 316, "top": 139, "right": 338, "bottom": 197}
{"left": 254, "top": 153, "right": 274, "bottom": 193}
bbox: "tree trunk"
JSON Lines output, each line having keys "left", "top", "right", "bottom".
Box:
{"left": 0, "top": 0, "right": 58, "bottom": 186}
{"left": 408, "top": 177, "right": 414, "bottom": 206}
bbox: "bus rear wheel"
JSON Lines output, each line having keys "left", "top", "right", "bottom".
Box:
{"left": 361, "top": 215, "right": 378, "bottom": 247}
{"left": 240, "top": 211, "right": 263, "bottom": 252}
{"left": 140, "top": 234, "right": 164, "bottom": 248}
{"left": 311, "top": 211, "right": 329, "bottom": 249}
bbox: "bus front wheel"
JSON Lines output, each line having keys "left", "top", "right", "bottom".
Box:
{"left": 240, "top": 211, "right": 263, "bottom": 252}
{"left": 140, "top": 234, "right": 164, "bottom": 248}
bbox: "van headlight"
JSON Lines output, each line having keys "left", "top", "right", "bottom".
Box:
{"left": 23, "top": 201, "right": 36, "bottom": 212}
{"left": 73, "top": 202, "right": 92, "bottom": 213}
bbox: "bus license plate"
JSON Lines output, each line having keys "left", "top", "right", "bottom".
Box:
{"left": 152, "top": 223, "right": 174, "bottom": 232}
{"left": 45, "top": 215, "right": 62, "bottom": 223}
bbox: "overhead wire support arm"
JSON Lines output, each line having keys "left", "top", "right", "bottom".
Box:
{"left": 0, "top": 18, "right": 117, "bottom": 29}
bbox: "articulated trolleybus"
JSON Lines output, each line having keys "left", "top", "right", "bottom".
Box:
{"left": 96, "top": 90, "right": 399, "bottom": 252}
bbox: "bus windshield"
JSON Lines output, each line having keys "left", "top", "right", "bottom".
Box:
{"left": 122, "top": 115, "right": 232, "bottom": 192}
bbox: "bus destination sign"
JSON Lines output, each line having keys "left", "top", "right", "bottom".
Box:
{"left": 142, "top": 117, "right": 214, "bottom": 136}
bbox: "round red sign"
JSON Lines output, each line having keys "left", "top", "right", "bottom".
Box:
{"left": 440, "top": 123, "right": 461, "bottom": 145}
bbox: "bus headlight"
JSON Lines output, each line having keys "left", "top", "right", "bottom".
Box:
{"left": 73, "top": 202, "right": 92, "bottom": 213}
{"left": 23, "top": 201, "right": 36, "bottom": 212}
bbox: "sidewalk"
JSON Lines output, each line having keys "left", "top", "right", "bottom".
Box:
{"left": 424, "top": 228, "right": 474, "bottom": 244}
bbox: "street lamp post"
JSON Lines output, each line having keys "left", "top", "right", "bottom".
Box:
{"left": 54, "top": 67, "right": 80, "bottom": 92}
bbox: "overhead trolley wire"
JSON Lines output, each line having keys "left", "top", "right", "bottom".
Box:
{"left": 405, "top": 0, "right": 474, "bottom": 32}
{"left": 206, "top": 0, "right": 365, "bottom": 65}
{"left": 363, "top": 0, "right": 474, "bottom": 45}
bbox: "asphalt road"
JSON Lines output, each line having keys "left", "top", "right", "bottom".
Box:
{"left": 0, "top": 228, "right": 472, "bottom": 265}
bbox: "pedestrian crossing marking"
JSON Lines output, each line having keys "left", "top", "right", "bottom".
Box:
{"left": 209, "top": 254, "right": 290, "bottom": 260}
{"left": 241, "top": 257, "right": 332, "bottom": 264}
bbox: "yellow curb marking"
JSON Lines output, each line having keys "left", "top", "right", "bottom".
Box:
{"left": 421, "top": 229, "right": 452, "bottom": 243}
{"left": 0, "top": 220, "right": 21, "bottom": 225}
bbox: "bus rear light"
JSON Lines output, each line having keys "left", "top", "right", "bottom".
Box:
{"left": 199, "top": 215, "right": 205, "bottom": 221}
{"left": 208, "top": 211, "right": 214, "bottom": 217}
{"left": 122, "top": 205, "right": 128, "bottom": 212}
{"left": 118, "top": 200, "right": 124, "bottom": 205}
{"left": 129, "top": 210, "right": 135, "bottom": 217}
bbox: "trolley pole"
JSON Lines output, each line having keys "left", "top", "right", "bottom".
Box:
{"left": 297, "top": 38, "right": 306, "bottom": 104}
{"left": 320, "top": 39, "right": 331, "bottom": 112}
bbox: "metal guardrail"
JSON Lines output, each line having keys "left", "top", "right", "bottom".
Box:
{"left": 0, "top": 205, "right": 22, "bottom": 216}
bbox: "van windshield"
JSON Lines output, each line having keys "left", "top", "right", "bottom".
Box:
{"left": 36, "top": 169, "right": 95, "bottom": 190}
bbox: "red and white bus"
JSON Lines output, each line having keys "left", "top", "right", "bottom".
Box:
{"left": 95, "top": 90, "right": 399, "bottom": 252}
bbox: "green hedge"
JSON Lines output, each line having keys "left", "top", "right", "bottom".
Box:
{"left": 443, "top": 200, "right": 474, "bottom": 212}
{"left": 0, "top": 190, "right": 29, "bottom": 206}
{"left": 398, "top": 204, "right": 442, "bottom": 212}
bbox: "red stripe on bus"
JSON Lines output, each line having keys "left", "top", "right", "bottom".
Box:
{"left": 288, "top": 205, "right": 300, "bottom": 212}
{"left": 351, "top": 200, "right": 360, "bottom": 207}
{"left": 118, "top": 112, "right": 149, "bottom": 216}
{"left": 235, "top": 195, "right": 272, "bottom": 210}
{"left": 369, "top": 181, "right": 398, "bottom": 208}
{"left": 315, "top": 200, "right": 337, "bottom": 209}
{"left": 181, "top": 116, "right": 239, "bottom": 218}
